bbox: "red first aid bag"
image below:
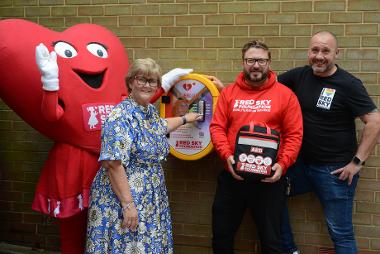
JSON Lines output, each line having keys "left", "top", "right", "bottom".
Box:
{"left": 233, "top": 122, "right": 280, "bottom": 182}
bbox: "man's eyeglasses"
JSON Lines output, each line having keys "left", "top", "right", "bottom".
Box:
{"left": 134, "top": 76, "right": 159, "bottom": 88}
{"left": 244, "top": 58, "right": 269, "bottom": 66}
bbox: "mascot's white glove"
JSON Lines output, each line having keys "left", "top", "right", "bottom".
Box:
{"left": 161, "top": 68, "right": 193, "bottom": 93}
{"left": 35, "top": 43, "right": 59, "bottom": 91}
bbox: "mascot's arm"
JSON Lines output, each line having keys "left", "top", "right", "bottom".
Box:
{"left": 41, "top": 91, "right": 64, "bottom": 121}
{"left": 149, "top": 68, "right": 193, "bottom": 103}
{"left": 36, "top": 43, "right": 64, "bottom": 121}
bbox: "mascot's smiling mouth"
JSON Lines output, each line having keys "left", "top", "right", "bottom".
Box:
{"left": 75, "top": 70, "right": 105, "bottom": 89}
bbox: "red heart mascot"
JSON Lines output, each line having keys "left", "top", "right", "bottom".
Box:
{"left": 0, "top": 18, "right": 129, "bottom": 253}
{"left": 0, "top": 19, "right": 192, "bottom": 253}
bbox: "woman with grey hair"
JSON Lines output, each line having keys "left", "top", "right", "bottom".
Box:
{"left": 86, "top": 58, "right": 201, "bottom": 253}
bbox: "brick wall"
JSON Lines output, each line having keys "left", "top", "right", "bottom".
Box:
{"left": 0, "top": 1, "right": 379, "bottom": 253}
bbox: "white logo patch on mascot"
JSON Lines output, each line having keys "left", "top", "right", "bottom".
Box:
{"left": 82, "top": 103, "right": 115, "bottom": 131}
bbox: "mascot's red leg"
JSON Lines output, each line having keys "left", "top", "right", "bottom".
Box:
{"left": 59, "top": 209, "right": 87, "bottom": 254}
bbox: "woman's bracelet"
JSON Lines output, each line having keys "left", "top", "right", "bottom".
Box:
{"left": 181, "top": 115, "right": 187, "bottom": 125}
{"left": 121, "top": 201, "right": 134, "bottom": 212}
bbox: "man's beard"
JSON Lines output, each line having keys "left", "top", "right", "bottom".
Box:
{"left": 310, "top": 59, "right": 334, "bottom": 74}
{"left": 244, "top": 69, "right": 268, "bottom": 83}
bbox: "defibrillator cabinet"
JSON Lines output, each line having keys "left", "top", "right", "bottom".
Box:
{"left": 160, "top": 74, "right": 220, "bottom": 160}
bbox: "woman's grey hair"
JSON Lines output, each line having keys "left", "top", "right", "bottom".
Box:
{"left": 125, "top": 58, "right": 162, "bottom": 92}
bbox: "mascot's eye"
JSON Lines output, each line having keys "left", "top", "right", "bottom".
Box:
{"left": 87, "top": 43, "right": 108, "bottom": 58}
{"left": 54, "top": 42, "right": 78, "bottom": 58}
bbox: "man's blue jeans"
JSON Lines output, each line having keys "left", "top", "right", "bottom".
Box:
{"left": 281, "top": 159, "right": 359, "bottom": 254}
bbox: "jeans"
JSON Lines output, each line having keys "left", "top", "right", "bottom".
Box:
{"left": 212, "top": 170, "right": 286, "bottom": 254}
{"left": 281, "top": 159, "right": 359, "bottom": 254}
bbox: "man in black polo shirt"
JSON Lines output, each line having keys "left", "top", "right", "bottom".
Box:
{"left": 279, "top": 31, "right": 380, "bottom": 254}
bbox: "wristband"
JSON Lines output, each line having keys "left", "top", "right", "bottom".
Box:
{"left": 121, "top": 201, "right": 134, "bottom": 212}
{"left": 181, "top": 115, "right": 187, "bottom": 125}
{"left": 352, "top": 156, "right": 365, "bottom": 166}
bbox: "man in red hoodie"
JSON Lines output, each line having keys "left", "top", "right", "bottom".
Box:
{"left": 209, "top": 40, "right": 303, "bottom": 254}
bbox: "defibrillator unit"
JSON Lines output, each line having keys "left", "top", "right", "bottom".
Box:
{"left": 233, "top": 122, "right": 280, "bottom": 181}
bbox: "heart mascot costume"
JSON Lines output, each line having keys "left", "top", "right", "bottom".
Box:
{"left": 0, "top": 19, "right": 191, "bottom": 253}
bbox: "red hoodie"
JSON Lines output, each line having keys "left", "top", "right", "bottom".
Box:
{"left": 210, "top": 70, "right": 303, "bottom": 173}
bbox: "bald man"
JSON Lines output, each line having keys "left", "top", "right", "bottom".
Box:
{"left": 278, "top": 31, "right": 380, "bottom": 254}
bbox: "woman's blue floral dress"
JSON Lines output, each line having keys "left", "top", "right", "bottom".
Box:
{"left": 86, "top": 98, "right": 173, "bottom": 254}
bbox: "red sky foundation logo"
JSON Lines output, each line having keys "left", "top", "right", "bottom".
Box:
{"left": 82, "top": 103, "right": 115, "bottom": 131}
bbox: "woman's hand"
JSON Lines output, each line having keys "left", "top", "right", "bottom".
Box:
{"left": 184, "top": 112, "right": 202, "bottom": 123}
{"left": 121, "top": 203, "right": 138, "bottom": 231}
{"left": 166, "top": 112, "right": 202, "bottom": 133}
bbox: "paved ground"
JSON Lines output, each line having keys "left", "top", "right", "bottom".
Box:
{"left": 0, "top": 243, "right": 59, "bottom": 254}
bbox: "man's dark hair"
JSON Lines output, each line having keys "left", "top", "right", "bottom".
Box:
{"left": 242, "top": 40, "right": 271, "bottom": 60}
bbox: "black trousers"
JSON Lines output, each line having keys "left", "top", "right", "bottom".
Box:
{"left": 212, "top": 170, "right": 286, "bottom": 254}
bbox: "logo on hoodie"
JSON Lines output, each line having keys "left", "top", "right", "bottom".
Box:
{"left": 233, "top": 99, "right": 271, "bottom": 112}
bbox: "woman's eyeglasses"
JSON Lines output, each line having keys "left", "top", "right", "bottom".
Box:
{"left": 134, "top": 76, "right": 159, "bottom": 88}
